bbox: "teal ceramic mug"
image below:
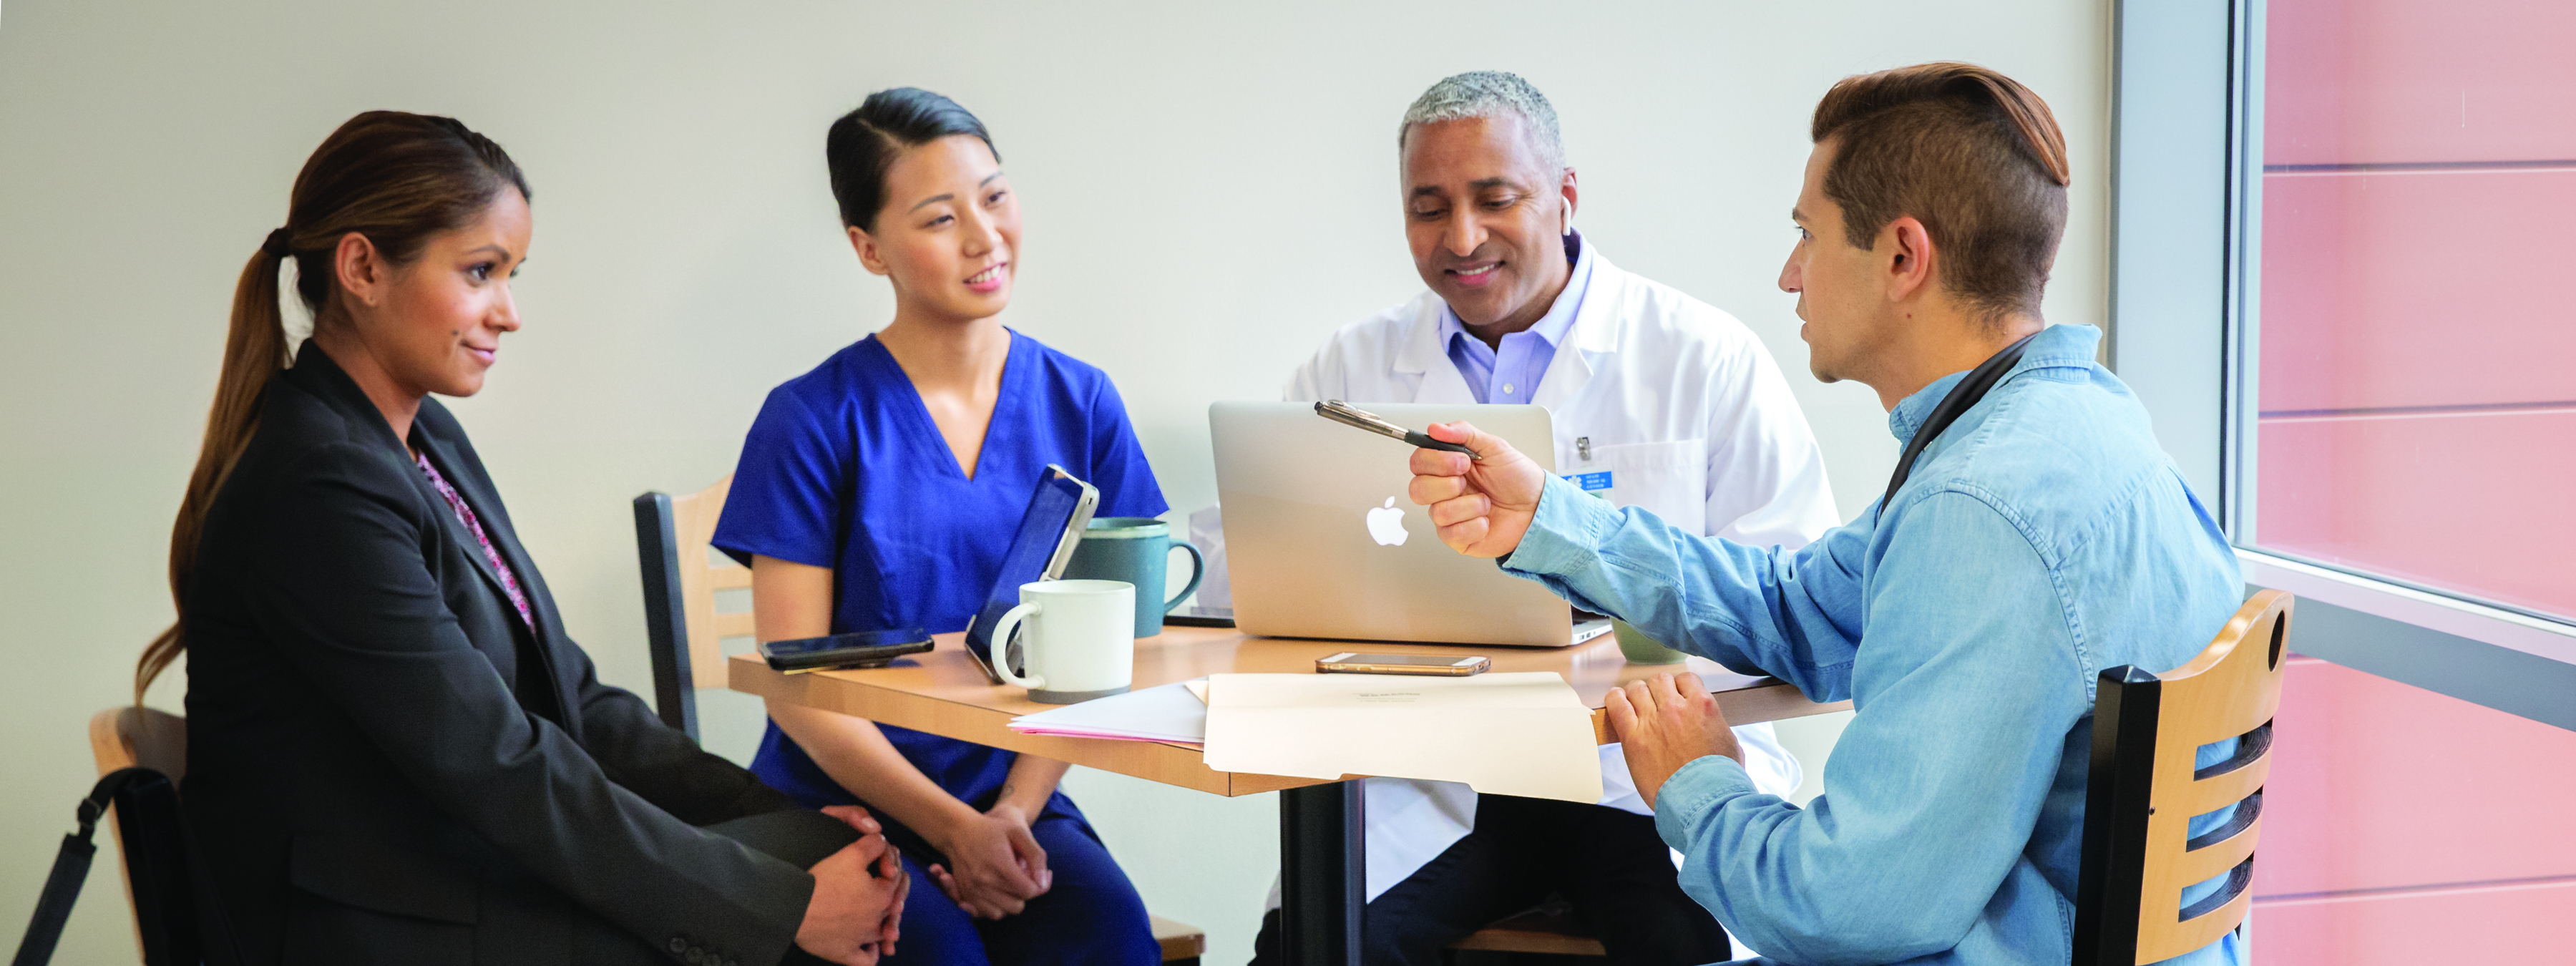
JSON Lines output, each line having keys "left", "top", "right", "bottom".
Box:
{"left": 1062, "top": 517, "right": 1205, "bottom": 638}
{"left": 1612, "top": 618, "right": 1689, "bottom": 664}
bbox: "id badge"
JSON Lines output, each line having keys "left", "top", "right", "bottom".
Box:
{"left": 1564, "top": 435, "right": 1613, "bottom": 498}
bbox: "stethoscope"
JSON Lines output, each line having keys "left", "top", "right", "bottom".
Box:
{"left": 1876, "top": 330, "right": 2044, "bottom": 522}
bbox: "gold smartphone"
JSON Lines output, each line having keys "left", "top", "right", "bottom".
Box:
{"left": 1315, "top": 652, "right": 1491, "bottom": 676}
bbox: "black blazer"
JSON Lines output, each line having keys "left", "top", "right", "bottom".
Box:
{"left": 183, "top": 343, "right": 809, "bottom": 966}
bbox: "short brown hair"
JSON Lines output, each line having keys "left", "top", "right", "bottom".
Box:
{"left": 1811, "top": 62, "right": 2069, "bottom": 321}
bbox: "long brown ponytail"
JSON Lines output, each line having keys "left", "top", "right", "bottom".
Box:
{"left": 136, "top": 112, "right": 530, "bottom": 702}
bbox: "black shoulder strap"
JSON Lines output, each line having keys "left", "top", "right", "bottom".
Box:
{"left": 1878, "top": 331, "right": 2044, "bottom": 521}
{"left": 9, "top": 768, "right": 243, "bottom": 966}
{"left": 11, "top": 769, "right": 156, "bottom": 966}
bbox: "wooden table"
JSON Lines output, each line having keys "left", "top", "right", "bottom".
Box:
{"left": 733, "top": 625, "right": 1848, "bottom": 965}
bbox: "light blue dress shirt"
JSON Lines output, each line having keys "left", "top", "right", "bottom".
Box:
{"left": 1499, "top": 325, "right": 2250, "bottom": 965}
{"left": 1437, "top": 233, "right": 1593, "bottom": 404}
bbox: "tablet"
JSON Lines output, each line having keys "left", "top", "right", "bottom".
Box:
{"left": 964, "top": 464, "right": 1099, "bottom": 683}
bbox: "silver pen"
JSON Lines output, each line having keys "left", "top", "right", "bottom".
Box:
{"left": 1314, "top": 401, "right": 1479, "bottom": 458}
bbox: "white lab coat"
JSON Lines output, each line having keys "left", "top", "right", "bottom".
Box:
{"left": 1225, "top": 246, "right": 1843, "bottom": 902}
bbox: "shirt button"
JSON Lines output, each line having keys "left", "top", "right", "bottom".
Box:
{"left": 1502, "top": 384, "right": 1516, "bottom": 395}
{"left": 668, "top": 937, "right": 687, "bottom": 955}
{"left": 686, "top": 949, "right": 704, "bottom": 964}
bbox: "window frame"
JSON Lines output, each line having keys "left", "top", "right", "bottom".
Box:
{"left": 2109, "top": 0, "right": 2576, "bottom": 730}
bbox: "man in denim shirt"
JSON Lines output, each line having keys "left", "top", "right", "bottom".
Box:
{"left": 1404, "top": 64, "right": 2248, "bottom": 965}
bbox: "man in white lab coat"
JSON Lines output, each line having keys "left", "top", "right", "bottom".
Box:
{"left": 1242, "top": 72, "right": 1841, "bottom": 966}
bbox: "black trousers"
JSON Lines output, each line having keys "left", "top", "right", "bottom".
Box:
{"left": 568, "top": 809, "right": 860, "bottom": 966}
{"left": 1252, "top": 794, "right": 1732, "bottom": 966}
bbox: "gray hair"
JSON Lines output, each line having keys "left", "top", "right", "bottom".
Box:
{"left": 1398, "top": 71, "right": 1565, "bottom": 175}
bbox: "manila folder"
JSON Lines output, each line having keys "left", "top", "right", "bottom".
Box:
{"left": 1201, "top": 671, "right": 1601, "bottom": 803}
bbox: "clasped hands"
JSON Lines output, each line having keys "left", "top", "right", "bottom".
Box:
{"left": 924, "top": 801, "right": 1052, "bottom": 920}
{"left": 1407, "top": 421, "right": 1745, "bottom": 806}
{"left": 798, "top": 805, "right": 909, "bottom": 966}
{"left": 797, "top": 799, "right": 1053, "bottom": 965}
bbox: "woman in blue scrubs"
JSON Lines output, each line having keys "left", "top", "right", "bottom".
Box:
{"left": 713, "top": 89, "right": 1165, "bottom": 966}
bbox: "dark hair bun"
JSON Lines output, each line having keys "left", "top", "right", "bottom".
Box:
{"left": 826, "top": 88, "right": 997, "bottom": 231}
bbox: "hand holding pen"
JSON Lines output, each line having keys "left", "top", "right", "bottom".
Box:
{"left": 1311, "top": 401, "right": 1543, "bottom": 557}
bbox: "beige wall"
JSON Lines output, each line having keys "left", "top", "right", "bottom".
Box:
{"left": 0, "top": 2, "right": 2105, "bottom": 962}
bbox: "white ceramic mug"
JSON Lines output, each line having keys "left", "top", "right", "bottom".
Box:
{"left": 991, "top": 580, "right": 1136, "bottom": 703}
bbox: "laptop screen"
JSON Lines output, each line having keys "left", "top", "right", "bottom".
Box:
{"left": 1207, "top": 400, "right": 1579, "bottom": 648}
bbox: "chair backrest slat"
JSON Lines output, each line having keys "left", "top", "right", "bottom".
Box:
{"left": 670, "top": 477, "right": 739, "bottom": 687}
{"left": 708, "top": 610, "right": 758, "bottom": 640}
{"left": 706, "top": 560, "right": 753, "bottom": 590}
{"left": 2175, "top": 750, "right": 2268, "bottom": 816}
{"left": 633, "top": 477, "right": 749, "bottom": 741}
{"left": 89, "top": 706, "right": 186, "bottom": 782}
{"left": 2074, "top": 590, "right": 2294, "bottom": 965}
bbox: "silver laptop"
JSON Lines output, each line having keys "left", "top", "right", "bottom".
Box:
{"left": 1210, "top": 401, "right": 1611, "bottom": 648}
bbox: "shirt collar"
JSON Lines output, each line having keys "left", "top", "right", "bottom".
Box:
{"left": 1436, "top": 231, "right": 1593, "bottom": 351}
{"left": 1887, "top": 323, "right": 2102, "bottom": 444}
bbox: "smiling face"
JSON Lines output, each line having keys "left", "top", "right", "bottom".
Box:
{"left": 1400, "top": 115, "right": 1576, "bottom": 331}
{"left": 1780, "top": 137, "right": 1893, "bottom": 386}
{"left": 333, "top": 187, "right": 532, "bottom": 399}
{"left": 850, "top": 134, "right": 1019, "bottom": 322}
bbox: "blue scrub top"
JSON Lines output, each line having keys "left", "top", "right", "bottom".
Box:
{"left": 714, "top": 331, "right": 1167, "bottom": 826}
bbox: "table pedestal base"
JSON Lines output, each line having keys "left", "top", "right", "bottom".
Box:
{"left": 1279, "top": 781, "right": 1365, "bottom": 966}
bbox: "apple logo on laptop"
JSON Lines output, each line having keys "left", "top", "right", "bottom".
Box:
{"left": 1366, "top": 497, "right": 1410, "bottom": 547}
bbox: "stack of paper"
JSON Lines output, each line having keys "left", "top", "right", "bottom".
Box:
{"left": 1006, "top": 680, "right": 1207, "bottom": 746}
{"left": 1201, "top": 672, "right": 1601, "bottom": 803}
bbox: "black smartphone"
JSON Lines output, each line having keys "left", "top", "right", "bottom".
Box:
{"left": 759, "top": 628, "right": 934, "bottom": 673}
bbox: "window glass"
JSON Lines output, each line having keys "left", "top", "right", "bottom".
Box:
{"left": 2253, "top": 0, "right": 2576, "bottom": 621}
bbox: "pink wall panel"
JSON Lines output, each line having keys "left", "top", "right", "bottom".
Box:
{"left": 2253, "top": 4, "right": 2576, "bottom": 959}
{"left": 2250, "top": 879, "right": 2576, "bottom": 966}
{"left": 2267, "top": 0, "right": 2576, "bottom": 165}
{"left": 2256, "top": 409, "right": 2576, "bottom": 618}
{"left": 2252, "top": 658, "right": 2576, "bottom": 897}
{"left": 2258, "top": 168, "right": 2576, "bottom": 413}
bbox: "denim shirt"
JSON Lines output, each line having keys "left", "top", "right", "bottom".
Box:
{"left": 1501, "top": 325, "right": 2248, "bottom": 965}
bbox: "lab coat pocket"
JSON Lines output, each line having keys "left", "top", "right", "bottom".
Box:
{"left": 1594, "top": 439, "right": 1708, "bottom": 534}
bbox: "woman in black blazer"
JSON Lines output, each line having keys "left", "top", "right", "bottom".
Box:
{"left": 142, "top": 112, "right": 905, "bottom": 966}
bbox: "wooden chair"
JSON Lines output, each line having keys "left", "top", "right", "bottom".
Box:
{"left": 88, "top": 706, "right": 229, "bottom": 965}
{"left": 1449, "top": 906, "right": 1606, "bottom": 959}
{"left": 634, "top": 474, "right": 752, "bottom": 740}
{"left": 89, "top": 706, "right": 187, "bottom": 783}
{"left": 1149, "top": 914, "right": 1207, "bottom": 965}
{"left": 2074, "top": 589, "right": 2294, "bottom": 965}
{"left": 635, "top": 478, "right": 1209, "bottom": 962}
{"left": 88, "top": 706, "right": 192, "bottom": 953}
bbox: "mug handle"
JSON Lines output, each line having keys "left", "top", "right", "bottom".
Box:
{"left": 1163, "top": 542, "right": 1206, "bottom": 613}
{"left": 988, "top": 601, "right": 1046, "bottom": 691}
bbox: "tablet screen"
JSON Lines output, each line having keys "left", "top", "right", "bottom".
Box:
{"left": 965, "top": 464, "right": 1098, "bottom": 680}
